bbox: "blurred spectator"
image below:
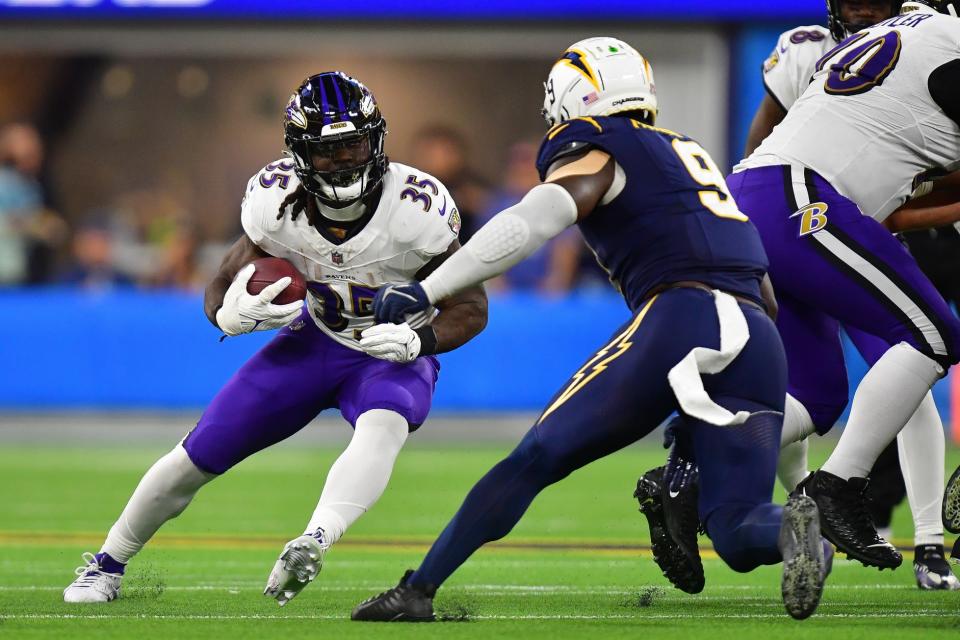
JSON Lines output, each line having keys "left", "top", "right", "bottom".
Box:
{"left": 103, "top": 186, "right": 210, "bottom": 289}
{"left": 478, "top": 141, "right": 582, "bottom": 293}
{"left": 60, "top": 221, "right": 134, "bottom": 289}
{"left": 410, "top": 126, "right": 490, "bottom": 241}
{"left": 145, "top": 222, "right": 205, "bottom": 291}
{"left": 0, "top": 123, "right": 68, "bottom": 284}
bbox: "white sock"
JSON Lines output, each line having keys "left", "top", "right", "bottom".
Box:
{"left": 303, "top": 409, "right": 408, "bottom": 545}
{"left": 778, "top": 438, "right": 810, "bottom": 493}
{"left": 897, "top": 392, "right": 946, "bottom": 547}
{"left": 100, "top": 444, "right": 215, "bottom": 563}
{"left": 775, "top": 394, "right": 814, "bottom": 492}
{"left": 822, "top": 343, "right": 943, "bottom": 480}
{"left": 781, "top": 393, "right": 816, "bottom": 446}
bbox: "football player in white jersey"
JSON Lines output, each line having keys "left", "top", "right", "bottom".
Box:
{"left": 729, "top": 0, "right": 960, "bottom": 572}
{"left": 746, "top": 1, "right": 899, "bottom": 157}
{"left": 743, "top": 0, "right": 959, "bottom": 591}
{"left": 62, "top": 72, "right": 487, "bottom": 605}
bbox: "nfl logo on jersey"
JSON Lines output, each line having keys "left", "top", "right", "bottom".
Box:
{"left": 331, "top": 251, "right": 344, "bottom": 266}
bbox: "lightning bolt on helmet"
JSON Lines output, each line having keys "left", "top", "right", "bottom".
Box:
{"left": 283, "top": 72, "right": 388, "bottom": 208}
{"left": 541, "top": 37, "right": 658, "bottom": 127}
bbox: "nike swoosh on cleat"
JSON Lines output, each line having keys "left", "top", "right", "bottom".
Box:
{"left": 866, "top": 543, "right": 896, "bottom": 549}
{"left": 438, "top": 196, "right": 447, "bottom": 217}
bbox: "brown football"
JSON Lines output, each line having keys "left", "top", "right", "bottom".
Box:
{"left": 246, "top": 257, "right": 307, "bottom": 305}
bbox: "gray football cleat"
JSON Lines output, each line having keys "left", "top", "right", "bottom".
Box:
{"left": 779, "top": 494, "right": 829, "bottom": 620}
{"left": 264, "top": 534, "right": 328, "bottom": 606}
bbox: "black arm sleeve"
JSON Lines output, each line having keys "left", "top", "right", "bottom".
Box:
{"left": 929, "top": 59, "right": 960, "bottom": 126}
{"left": 544, "top": 140, "right": 595, "bottom": 168}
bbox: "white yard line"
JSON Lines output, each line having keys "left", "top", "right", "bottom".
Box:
{"left": 0, "top": 612, "right": 952, "bottom": 621}
{"left": 0, "top": 584, "right": 919, "bottom": 593}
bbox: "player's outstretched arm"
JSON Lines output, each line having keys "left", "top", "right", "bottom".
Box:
{"left": 422, "top": 148, "right": 616, "bottom": 303}
{"left": 414, "top": 240, "right": 488, "bottom": 354}
{"left": 371, "top": 150, "right": 615, "bottom": 324}
{"left": 203, "top": 234, "right": 269, "bottom": 327}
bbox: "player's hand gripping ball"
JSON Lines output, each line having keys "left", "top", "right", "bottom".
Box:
{"left": 359, "top": 322, "right": 422, "bottom": 363}
{"left": 215, "top": 259, "right": 306, "bottom": 336}
{"left": 372, "top": 281, "right": 430, "bottom": 324}
{"left": 245, "top": 257, "right": 307, "bottom": 305}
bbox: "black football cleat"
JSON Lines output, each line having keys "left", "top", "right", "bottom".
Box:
{"left": 634, "top": 466, "right": 705, "bottom": 594}
{"left": 795, "top": 471, "right": 902, "bottom": 570}
{"left": 779, "top": 494, "right": 828, "bottom": 620}
{"left": 943, "top": 465, "right": 960, "bottom": 534}
{"left": 351, "top": 570, "right": 436, "bottom": 622}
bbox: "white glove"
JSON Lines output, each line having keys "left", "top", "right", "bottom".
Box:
{"left": 359, "top": 322, "right": 421, "bottom": 363}
{"left": 215, "top": 263, "right": 304, "bottom": 336}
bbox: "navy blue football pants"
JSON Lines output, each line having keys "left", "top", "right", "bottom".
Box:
{"left": 410, "top": 287, "right": 789, "bottom": 588}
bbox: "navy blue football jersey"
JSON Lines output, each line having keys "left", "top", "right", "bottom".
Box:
{"left": 536, "top": 116, "right": 769, "bottom": 311}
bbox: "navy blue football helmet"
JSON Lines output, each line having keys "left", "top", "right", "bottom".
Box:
{"left": 826, "top": 0, "right": 903, "bottom": 41}
{"left": 284, "top": 72, "right": 388, "bottom": 208}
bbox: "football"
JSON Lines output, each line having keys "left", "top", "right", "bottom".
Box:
{"left": 246, "top": 257, "right": 307, "bottom": 305}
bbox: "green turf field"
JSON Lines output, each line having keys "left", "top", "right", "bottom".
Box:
{"left": 1, "top": 438, "right": 958, "bottom": 639}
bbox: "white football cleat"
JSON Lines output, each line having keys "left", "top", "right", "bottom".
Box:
{"left": 63, "top": 552, "right": 122, "bottom": 603}
{"left": 264, "top": 534, "right": 328, "bottom": 606}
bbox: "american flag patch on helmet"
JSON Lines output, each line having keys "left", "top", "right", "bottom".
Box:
{"left": 582, "top": 92, "right": 598, "bottom": 105}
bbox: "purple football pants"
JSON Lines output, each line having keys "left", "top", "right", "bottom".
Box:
{"left": 727, "top": 165, "right": 960, "bottom": 434}
{"left": 183, "top": 313, "right": 440, "bottom": 474}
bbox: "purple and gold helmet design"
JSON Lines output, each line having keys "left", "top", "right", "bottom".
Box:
{"left": 283, "top": 72, "right": 388, "bottom": 207}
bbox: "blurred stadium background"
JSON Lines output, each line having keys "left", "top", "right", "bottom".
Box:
{"left": 0, "top": 0, "right": 958, "bottom": 432}
{"left": 3, "top": 4, "right": 960, "bottom": 636}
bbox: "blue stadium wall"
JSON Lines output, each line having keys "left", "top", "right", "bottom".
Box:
{"left": 0, "top": 290, "right": 952, "bottom": 426}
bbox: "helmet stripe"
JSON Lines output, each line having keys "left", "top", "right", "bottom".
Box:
{"left": 318, "top": 75, "right": 333, "bottom": 125}
{"left": 330, "top": 75, "right": 347, "bottom": 117}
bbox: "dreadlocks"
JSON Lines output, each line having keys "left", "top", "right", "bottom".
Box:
{"left": 277, "top": 183, "right": 318, "bottom": 225}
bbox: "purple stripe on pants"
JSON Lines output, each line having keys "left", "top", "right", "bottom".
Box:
{"left": 727, "top": 166, "right": 960, "bottom": 433}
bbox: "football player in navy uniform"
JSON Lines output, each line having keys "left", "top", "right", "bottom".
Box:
{"left": 351, "top": 38, "right": 832, "bottom": 622}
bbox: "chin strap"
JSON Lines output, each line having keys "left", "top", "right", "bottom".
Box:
{"left": 315, "top": 195, "right": 368, "bottom": 222}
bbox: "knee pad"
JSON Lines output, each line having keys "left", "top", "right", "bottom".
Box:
{"left": 703, "top": 506, "right": 757, "bottom": 574}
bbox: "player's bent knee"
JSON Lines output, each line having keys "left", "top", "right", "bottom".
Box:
{"left": 509, "top": 427, "right": 576, "bottom": 485}
{"left": 787, "top": 387, "right": 845, "bottom": 435}
{"left": 179, "top": 436, "right": 228, "bottom": 476}
{"left": 704, "top": 506, "right": 765, "bottom": 573}
{"left": 804, "top": 400, "right": 847, "bottom": 436}
{"left": 349, "top": 380, "right": 425, "bottom": 432}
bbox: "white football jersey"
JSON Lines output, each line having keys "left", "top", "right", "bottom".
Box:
{"left": 241, "top": 159, "right": 461, "bottom": 350}
{"left": 761, "top": 25, "right": 835, "bottom": 112}
{"left": 738, "top": 10, "right": 960, "bottom": 222}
